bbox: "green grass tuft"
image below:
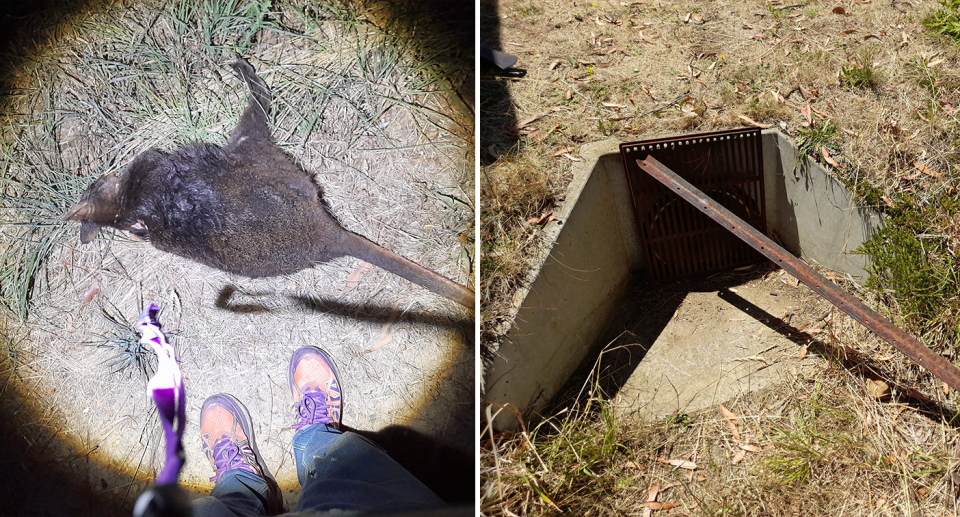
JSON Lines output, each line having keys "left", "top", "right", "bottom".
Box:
{"left": 924, "top": 0, "right": 960, "bottom": 40}
{"left": 795, "top": 119, "right": 840, "bottom": 168}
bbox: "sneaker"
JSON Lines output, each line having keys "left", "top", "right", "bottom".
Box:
{"left": 288, "top": 347, "right": 342, "bottom": 429}
{"left": 199, "top": 394, "right": 282, "bottom": 512}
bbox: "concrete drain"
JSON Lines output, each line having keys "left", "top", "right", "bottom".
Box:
{"left": 484, "top": 129, "right": 883, "bottom": 431}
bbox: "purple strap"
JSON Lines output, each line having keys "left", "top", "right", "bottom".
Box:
{"left": 136, "top": 304, "right": 186, "bottom": 486}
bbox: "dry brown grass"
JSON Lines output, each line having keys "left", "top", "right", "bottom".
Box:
{"left": 483, "top": 332, "right": 960, "bottom": 516}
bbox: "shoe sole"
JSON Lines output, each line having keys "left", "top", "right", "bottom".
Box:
{"left": 287, "top": 346, "right": 343, "bottom": 423}
{"left": 201, "top": 393, "right": 283, "bottom": 513}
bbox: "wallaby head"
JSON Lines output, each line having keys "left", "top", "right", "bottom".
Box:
{"left": 64, "top": 172, "right": 122, "bottom": 244}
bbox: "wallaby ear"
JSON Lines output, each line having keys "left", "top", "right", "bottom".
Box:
{"left": 63, "top": 172, "right": 122, "bottom": 222}
{"left": 63, "top": 200, "right": 92, "bottom": 221}
{"left": 79, "top": 221, "right": 101, "bottom": 244}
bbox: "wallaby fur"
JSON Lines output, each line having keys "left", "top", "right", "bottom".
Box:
{"left": 64, "top": 59, "right": 474, "bottom": 308}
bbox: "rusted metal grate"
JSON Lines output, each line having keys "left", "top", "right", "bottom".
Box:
{"left": 620, "top": 128, "right": 766, "bottom": 280}
{"left": 635, "top": 154, "right": 960, "bottom": 393}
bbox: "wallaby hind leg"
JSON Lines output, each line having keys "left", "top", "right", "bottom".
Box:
{"left": 228, "top": 58, "right": 271, "bottom": 146}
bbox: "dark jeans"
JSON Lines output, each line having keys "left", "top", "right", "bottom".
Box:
{"left": 192, "top": 424, "right": 443, "bottom": 516}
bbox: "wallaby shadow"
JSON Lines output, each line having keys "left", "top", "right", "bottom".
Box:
{"left": 214, "top": 285, "right": 473, "bottom": 329}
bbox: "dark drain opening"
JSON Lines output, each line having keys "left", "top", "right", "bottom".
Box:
{"left": 621, "top": 128, "right": 766, "bottom": 280}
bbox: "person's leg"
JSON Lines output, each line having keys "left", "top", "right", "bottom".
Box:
{"left": 191, "top": 470, "right": 272, "bottom": 517}
{"left": 287, "top": 347, "right": 444, "bottom": 514}
{"left": 292, "top": 424, "right": 444, "bottom": 512}
{"left": 190, "top": 394, "right": 283, "bottom": 517}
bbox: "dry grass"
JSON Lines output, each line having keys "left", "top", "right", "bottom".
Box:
{"left": 481, "top": 0, "right": 960, "bottom": 514}
{"left": 483, "top": 339, "right": 960, "bottom": 516}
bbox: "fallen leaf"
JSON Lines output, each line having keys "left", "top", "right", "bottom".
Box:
{"left": 666, "top": 459, "right": 697, "bottom": 470}
{"left": 797, "top": 345, "right": 808, "bottom": 358}
{"left": 913, "top": 161, "right": 942, "bottom": 177}
{"left": 740, "top": 444, "right": 761, "bottom": 452}
{"left": 548, "top": 60, "right": 560, "bottom": 70}
{"left": 81, "top": 280, "right": 100, "bottom": 307}
{"left": 602, "top": 102, "right": 626, "bottom": 109}
{"left": 638, "top": 30, "right": 657, "bottom": 44}
{"left": 738, "top": 115, "right": 772, "bottom": 128}
{"left": 720, "top": 404, "right": 742, "bottom": 442}
{"left": 565, "top": 90, "right": 572, "bottom": 100}
{"left": 833, "top": 6, "right": 846, "bottom": 15}
{"left": 821, "top": 147, "right": 840, "bottom": 168}
{"left": 840, "top": 29, "right": 857, "bottom": 35}
{"left": 719, "top": 404, "right": 742, "bottom": 425}
{"left": 882, "top": 195, "right": 894, "bottom": 208}
{"left": 562, "top": 153, "right": 582, "bottom": 162}
{"left": 360, "top": 300, "right": 403, "bottom": 355}
{"left": 928, "top": 57, "right": 945, "bottom": 67}
{"left": 527, "top": 208, "right": 555, "bottom": 225}
{"left": 551, "top": 146, "right": 575, "bottom": 157}
{"left": 517, "top": 114, "right": 543, "bottom": 128}
{"left": 748, "top": 33, "right": 766, "bottom": 40}
{"left": 641, "top": 480, "right": 660, "bottom": 517}
{"left": 866, "top": 379, "right": 891, "bottom": 399}
{"left": 696, "top": 476, "right": 706, "bottom": 482}
{"left": 642, "top": 502, "right": 681, "bottom": 510}
{"left": 624, "top": 461, "right": 644, "bottom": 470}
{"left": 800, "top": 105, "right": 812, "bottom": 125}
{"left": 343, "top": 262, "right": 373, "bottom": 293}
{"left": 732, "top": 448, "right": 747, "bottom": 464}
{"left": 904, "top": 388, "right": 930, "bottom": 401}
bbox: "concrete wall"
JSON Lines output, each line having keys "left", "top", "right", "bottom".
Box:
{"left": 483, "top": 139, "right": 640, "bottom": 431}
{"left": 761, "top": 130, "right": 882, "bottom": 282}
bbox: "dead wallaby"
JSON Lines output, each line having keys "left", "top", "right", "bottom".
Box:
{"left": 64, "top": 59, "right": 474, "bottom": 308}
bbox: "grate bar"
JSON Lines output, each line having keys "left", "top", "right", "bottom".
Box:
{"left": 636, "top": 155, "right": 960, "bottom": 391}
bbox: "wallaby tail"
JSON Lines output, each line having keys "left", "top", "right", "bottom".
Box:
{"left": 344, "top": 233, "right": 474, "bottom": 308}
{"left": 229, "top": 58, "right": 271, "bottom": 144}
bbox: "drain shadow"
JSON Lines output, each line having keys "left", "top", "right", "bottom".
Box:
{"left": 548, "top": 266, "right": 960, "bottom": 427}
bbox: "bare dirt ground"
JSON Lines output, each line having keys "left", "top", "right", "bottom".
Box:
{"left": 0, "top": 1, "right": 474, "bottom": 513}
{"left": 481, "top": 0, "right": 960, "bottom": 514}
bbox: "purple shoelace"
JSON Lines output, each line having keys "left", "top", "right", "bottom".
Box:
{"left": 209, "top": 436, "right": 258, "bottom": 482}
{"left": 292, "top": 389, "right": 340, "bottom": 430}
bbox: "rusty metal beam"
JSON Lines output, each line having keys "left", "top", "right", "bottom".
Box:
{"left": 636, "top": 155, "right": 960, "bottom": 392}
